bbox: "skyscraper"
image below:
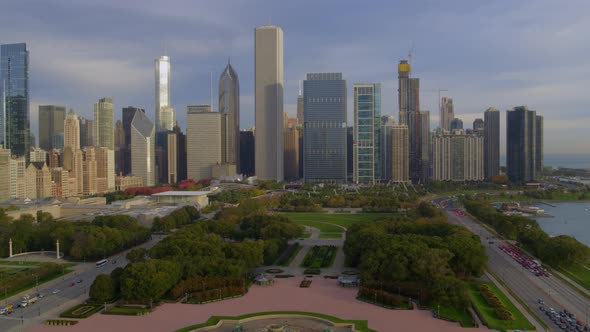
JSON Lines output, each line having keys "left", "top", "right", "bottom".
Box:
{"left": 1, "top": 43, "right": 30, "bottom": 161}
{"left": 155, "top": 55, "right": 173, "bottom": 133}
{"left": 296, "top": 85, "right": 304, "bottom": 179}
{"left": 239, "top": 129, "right": 255, "bottom": 177}
{"left": 473, "top": 118, "right": 484, "bottom": 136}
{"left": 483, "top": 108, "right": 500, "bottom": 179}
{"left": 391, "top": 123, "right": 410, "bottom": 183}
{"left": 255, "top": 25, "right": 284, "bottom": 181}
{"left": 82, "top": 147, "right": 97, "bottom": 195}
{"left": 303, "top": 73, "right": 347, "bottom": 183}
{"left": 114, "top": 120, "right": 125, "bottom": 175}
{"left": 218, "top": 61, "right": 240, "bottom": 170}
{"left": 432, "top": 132, "right": 484, "bottom": 181}
{"left": 130, "top": 110, "right": 155, "bottom": 186}
{"left": 506, "top": 106, "right": 542, "bottom": 182}
{"left": 122, "top": 106, "right": 145, "bottom": 175}
{"left": 439, "top": 97, "right": 454, "bottom": 130}
{"left": 165, "top": 123, "right": 187, "bottom": 183}
{"left": 186, "top": 106, "right": 221, "bottom": 180}
{"left": 38, "top": 105, "right": 65, "bottom": 151}
{"left": 420, "top": 111, "right": 431, "bottom": 179}
{"left": 536, "top": 115, "right": 544, "bottom": 178}
{"left": 64, "top": 109, "right": 80, "bottom": 151}
{"left": 96, "top": 147, "right": 115, "bottom": 192}
{"left": 380, "top": 115, "right": 396, "bottom": 181}
{"left": 353, "top": 83, "right": 381, "bottom": 184}
{"left": 283, "top": 113, "right": 300, "bottom": 180}
{"left": 94, "top": 97, "right": 114, "bottom": 150}
{"left": 398, "top": 60, "right": 424, "bottom": 182}
{"left": 78, "top": 116, "right": 94, "bottom": 148}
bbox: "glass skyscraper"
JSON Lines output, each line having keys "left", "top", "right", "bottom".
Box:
{"left": 218, "top": 61, "right": 240, "bottom": 170}
{"left": 1, "top": 43, "right": 30, "bottom": 162}
{"left": 353, "top": 83, "right": 381, "bottom": 184}
{"left": 155, "top": 56, "right": 173, "bottom": 133}
{"left": 302, "top": 73, "right": 347, "bottom": 183}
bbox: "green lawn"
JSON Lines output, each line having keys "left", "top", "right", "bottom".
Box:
{"left": 291, "top": 220, "right": 345, "bottom": 233}
{"left": 318, "top": 233, "right": 342, "bottom": 239}
{"left": 561, "top": 264, "right": 590, "bottom": 291}
{"left": 283, "top": 212, "right": 395, "bottom": 231}
{"left": 0, "top": 267, "right": 74, "bottom": 301}
{"left": 469, "top": 281, "right": 534, "bottom": 331}
{"left": 176, "top": 311, "right": 376, "bottom": 332}
{"left": 434, "top": 304, "right": 476, "bottom": 327}
{"left": 0, "top": 260, "right": 44, "bottom": 266}
{"left": 300, "top": 233, "right": 312, "bottom": 238}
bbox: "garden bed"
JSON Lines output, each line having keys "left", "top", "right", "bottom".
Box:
{"left": 104, "top": 305, "right": 151, "bottom": 316}
{"left": 300, "top": 245, "right": 338, "bottom": 268}
{"left": 60, "top": 304, "right": 103, "bottom": 319}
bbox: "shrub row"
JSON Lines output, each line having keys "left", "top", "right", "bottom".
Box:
{"left": 46, "top": 320, "right": 78, "bottom": 326}
{"left": 189, "top": 287, "right": 244, "bottom": 303}
{"left": 169, "top": 276, "right": 244, "bottom": 300}
{"left": 274, "top": 242, "right": 300, "bottom": 266}
{"left": 301, "top": 245, "right": 337, "bottom": 268}
{"left": 358, "top": 286, "right": 405, "bottom": 308}
{"left": 478, "top": 284, "right": 514, "bottom": 321}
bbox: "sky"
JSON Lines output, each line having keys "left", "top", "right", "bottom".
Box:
{"left": 1, "top": 0, "right": 589, "bottom": 155}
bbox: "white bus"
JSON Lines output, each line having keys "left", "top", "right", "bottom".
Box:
{"left": 96, "top": 259, "right": 108, "bottom": 267}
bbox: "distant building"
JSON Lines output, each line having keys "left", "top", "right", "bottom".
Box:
{"left": 82, "top": 147, "right": 97, "bottom": 195}
{"left": 114, "top": 120, "right": 125, "bottom": 175}
{"left": 186, "top": 106, "right": 221, "bottom": 180}
{"left": 283, "top": 113, "right": 300, "bottom": 180}
{"left": 30, "top": 147, "right": 47, "bottom": 163}
{"left": 380, "top": 115, "right": 396, "bottom": 181}
{"left": 130, "top": 110, "right": 155, "bottom": 187}
{"left": 303, "top": 73, "right": 347, "bottom": 183}
{"left": 450, "top": 118, "right": 463, "bottom": 131}
{"left": 96, "top": 147, "right": 115, "bottom": 192}
{"left": 168, "top": 124, "right": 186, "bottom": 183}
{"left": 1, "top": 43, "right": 30, "bottom": 162}
{"left": 473, "top": 118, "right": 484, "bottom": 136}
{"left": 239, "top": 129, "right": 255, "bottom": 177}
{"left": 391, "top": 124, "right": 409, "bottom": 183}
{"left": 506, "top": 106, "right": 543, "bottom": 182}
{"left": 255, "top": 25, "right": 284, "bottom": 181}
{"left": 420, "top": 111, "right": 431, "bottom": 179}
{"left": 27, "top": 162, "right": 51, "bottom": 198}
{"left": 94, "top": 97, "right": 114, "bottom": 150}
{"left": 484, "top": 108, "right": 500, "bottom": 179}
{"left": 48, "top": 149, "right": 61, "bottom": 168}
{"left": 51, "top": 167, "right": 69, "bottom": 198}
{"left": 155, "top": 56, "right": 173, "bottom": 133}
{"left": 353, "top": 83, "right": 381, "bottom": 184}
{"left": 78, "top": 116, "right": 94, "bottom": 148}
{"left": 432, "top": 132, "right": 484, "bottom": 181}
{"left": 0, "top": 148, "right": 11, "bottom": 202}
{"left": 122, "top": 106, "right": 145, "bottom": 175}
{"left": 219, "top": 61, "right": 240, "bottom": 172}
{"left": 152, "top": 191, "right": 209, "bottom": 208}
{"left": 115, "top": 175, "right": 144, "bottom": 191}
{"left": 38, "top": 105, "right": 65, "bottom": 151}
{"left": 439, "top": 97, "right": 454, "bottom": 131}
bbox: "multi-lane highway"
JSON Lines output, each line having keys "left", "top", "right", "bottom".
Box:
{"left": 439, "top": 199, "right": 590, "bottom": 330}
{"left": 0, "top": 234, "right": 166, "bottom": 332}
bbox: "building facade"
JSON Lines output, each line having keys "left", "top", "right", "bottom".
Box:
{"left": 473, "top": 118, "right": 484, "bottom": 136}
{"left": 130, "top": 110, "right": 155, "bottom": 186}
{"left": 303, "top": 73, "right": 347, "bottom": 183}
{"left": 38, "top": 105, "right": 65, "bottom": 151}
{"left": 78, "top": 116, "right": 94, "bottom": 148}
{"left": 439, "top": 97, "right": 454, "bottom": 131}
{"left": 483, "top": 108, "right": 500, "bottom": 179}
{"left": 122, "top": 106, "right": 145, "bottom": 175}
{"left": 186, "top": 106, "right": 221, "bottom": 180}
{"left": 96, "top": 147, "right": 115, "bottom": 192}
{"left": 353, "top": 83, "right": 381, "bottom": 184}
{"left": 239, "top": 129, "right": 255, "bottom": 177}
{"left": 450, "top": 118, "right": 463, "bottom": 131}
{"left": 155, "top": 55, "right": 173, "bottom": 133}
{"left": 1, "top": 43, "right": 30, "bottom": 162}
{"left": 255, "top": 25, "right": 284, "bottom": 181}
{"left": 93, "top": 97, "right": 114, "bottom": 150}
{"left": 432, "top": 132, "right": 484, "bottom": 182}
{"left": 506, "top": 106, "right": 543, "bottom": 182}
{"left": 391, "top": 124, "right": 409, "bottom": 183}
{"left": 218, "top": 62, "right": 240, "bottom": 171}
{"left": 283, "top": 113, "right": 300, "bottom": 180}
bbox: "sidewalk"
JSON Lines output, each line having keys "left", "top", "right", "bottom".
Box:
{"left": 484, "top": 271, "right": 546, "bottom": 332}
{"left": 552, "top": 269, "right": 590, "bottom": 297}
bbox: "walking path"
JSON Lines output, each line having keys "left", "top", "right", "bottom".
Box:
{"left": 552, "top": 269, "right": 590, "bottom": 298}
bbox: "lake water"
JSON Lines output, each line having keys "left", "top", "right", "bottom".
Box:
{"left": 534, "top": 202, "right": 590, "bottom": 246}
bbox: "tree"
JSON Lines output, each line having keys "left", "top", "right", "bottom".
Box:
{"left": 120, "top": 259, "right": 182, "bottom": 302}
{"left": 126, "top": 248, "right": 148, "bottom": 263}
{"left": 89, "top": 274, "right": 115, "bottom": 303}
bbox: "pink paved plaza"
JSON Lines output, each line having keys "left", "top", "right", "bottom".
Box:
{"left": 29, "top": 278, "right": 488, "bottom": 332}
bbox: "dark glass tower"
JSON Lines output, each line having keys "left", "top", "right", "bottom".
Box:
{"left": 506, "top": 106, "right": 542, "bottom": 182}
{"left": 239, "top": 130, "right": 255, "bottom": 177}
{"left": 484, "top": 108, "right": 500, "bottom": 179}
{"left": 1, "top": 43, "right": 30, "bottom": 162}
{"left": 218, "top": 61, "right": 240, "bottom": 171}
{"left": 303, "top": 73, "right": 347, "bottom": 183}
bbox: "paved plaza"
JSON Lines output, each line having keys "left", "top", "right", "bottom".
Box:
{"left": 29, "top": 277, "right": 488, "bottom": 332}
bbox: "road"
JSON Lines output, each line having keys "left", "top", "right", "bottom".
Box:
{"left": 438, "top": 199, "right": 590, "bottom": 330}
{"left": 0, "top": 234, "right": 167, "bottom": 332}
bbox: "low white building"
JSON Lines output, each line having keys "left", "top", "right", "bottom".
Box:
{"left": 151, "top": 191, "right": 210, "bottom": 208}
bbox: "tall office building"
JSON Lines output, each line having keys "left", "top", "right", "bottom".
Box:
{"left": 0, "top": 148, "right": 11, "bottom": 202}
{"left": 218, "top": 61, "right": 240, "bottom": 170}
{"left": 130, "top": 110, "right": 155, "bottom": 186}
{"left": 1, "top": 43, "right": 30, "bottom": 161}
{"left": 166, "top": 124, "right": 187, "bottom": 183}
{"left": 38, "top": 105, "right": 65, "bottom": 151}
{"left": 473, "top": 118, "right": 484, "bottom": 136}
{"left": 432, "top": 132, "right": 484, "bottom": 181}
{"left": 239, "top": 129, "right": 255, "bottom": 177}
{"left": 483, "top": 108, "right": 500, "bottom": 179}
{"left": 94, "top": 98, "right": 114, "bottom": 149}
{"left": 506, "top": 106, "right": 543, "bottom": 182}
{"left": 439, "top": 97, "right": 454, "bottom": 130}
{"left": 450, "top": 118, "right": 463, "bottom": 131}
{"left": 96, "top": 147, "right": 115, "bottom": 192}
{"left": 186, "top": 106, "right": 221, "bottom": 180}
{"left": 391, "top": 124, "right": 409, "bottom": 183}
{"left": 155, "top": 55, "right": 173, "bottom": 133}
{"left": 398, "top": 60, "right": 425, "bottom": 182}
{"left": 82, "top": 147, "right": 97, "bottom": 195}
{"left": 255, "top": 25, "right": 284, "bottom": 181}
{"left": 114, "top": 120, "right": 125, "bottom": 175}
{"left": 283, "top": 113, "right": 300, "bottom": 180}
{"left": 303, "top": 73, "right": 347, "bottom": 183}
{"left": 535, "top": 115, "right": 544, "bottom": 178}
{"left": 420, "top": 111, "right": 431, "bottom": 179}
{"left": 78, "top": 116, "right": 94, "bottom": 148}
{"left": 122, "top": 107, "right": 145, "bottom": 175}
{"left": 353, "top": 83, "right": 381, "bottom": 184}
{"left": 64, "top": 109, "right": 80, "bottom": 150}
{"left": 296, "top": 85, "right": 304, "bottom": 179}
{"left": 380, "top": 115, "right": 396, "bottom": 181}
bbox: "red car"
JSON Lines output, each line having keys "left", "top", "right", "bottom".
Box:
{"left": 69, "top": 282, "right": 76, "bottom": 287}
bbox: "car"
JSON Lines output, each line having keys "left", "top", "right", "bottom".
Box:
{"left": 69, "top": 282, "right": 76, "bottom": 287}
{"left": 37, "top": 293, "right": 44, "bottom": 298}
{"left": 77, "top": 279, "right": 83, "bottom": 284}
{"left": 538, "top": 299, "right": 545, "bottom": 304}
{"left": 539, "top": 306, "right": 545, "bottom": 311}
{"left": 52, "top": 289, "right": 60, "bottom": 294}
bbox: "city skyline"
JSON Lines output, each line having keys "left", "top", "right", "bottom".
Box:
{"left": 0, "top": 1, "right": 587, "bottom": 156}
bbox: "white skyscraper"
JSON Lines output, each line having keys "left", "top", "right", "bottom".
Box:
{"left": 155, "top": 55, "right": 173, "bottom": 132}
{"left": 131, "top": 110, "right": 155, "bottom": 186}
{"left": 255, "top": 25, "right": 284, "bottom": 181}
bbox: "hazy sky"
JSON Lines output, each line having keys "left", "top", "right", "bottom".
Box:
{"left": 1, "top": 0, "right": 589, "bottom": 155}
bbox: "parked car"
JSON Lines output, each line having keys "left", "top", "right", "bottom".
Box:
{"left": 52, "top": 289, "right": 60, "bottom": 294}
